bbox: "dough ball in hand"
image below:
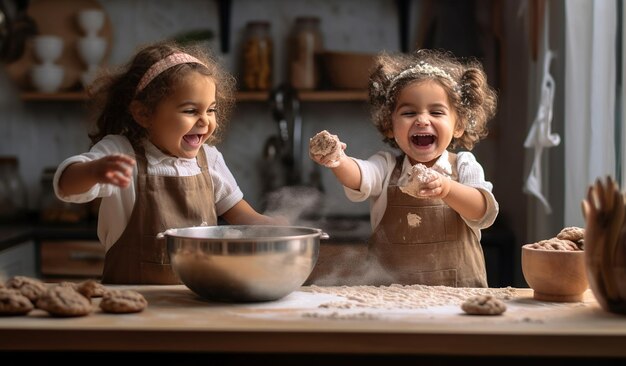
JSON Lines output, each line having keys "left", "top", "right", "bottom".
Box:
{"left": 309, "top": 130, "right": 344, "bottom": 168}
{"left": 399, "top": 163, "right": 438, "bottom": 198}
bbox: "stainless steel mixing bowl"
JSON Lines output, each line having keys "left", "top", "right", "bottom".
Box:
{"left": 164, "top": 225, "right": 324, "bottom": 302}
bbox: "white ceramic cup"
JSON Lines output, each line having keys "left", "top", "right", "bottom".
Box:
{"left": 31, "top": 63, "right": 64, "bottom": 93}
{"left": 77, "top": 9, "right": 105, "bottom": 37}
{"left": 32, "top": 35, "right": 63, "bottom": 64}
{"left": 77, "top": 36, "right": 107, "bottom": 66}
{"left": 81, "top": 65, "right": 99, "bottom": 89}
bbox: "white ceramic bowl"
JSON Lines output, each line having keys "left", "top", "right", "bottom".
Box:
{"left": 77, "top": 36, "right": 107, "bottom": 66}
{"left": 32, "top": 35, "right": 63, "bottom": 64}
{"left": 31, "top": 64, "right": 64, "bottom": 93}
{"left": 77, "top": 9, "right": 105, "bottom": 36}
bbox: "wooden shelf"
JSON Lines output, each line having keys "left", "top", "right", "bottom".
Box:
{"left": 20, "top": 92, "right": 88, "bottom": 102}
{"left": 237, "top": 90, "right": 368, "bottom": 102}
{"left": 21, "top": 90, "right": 368, "bottom": 102}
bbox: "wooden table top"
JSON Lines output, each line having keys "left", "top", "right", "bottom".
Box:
{"left": 1, "top": 285, "right": 625, "bottom": 357}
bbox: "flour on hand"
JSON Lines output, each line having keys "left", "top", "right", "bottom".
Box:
{"left": 399, "top": 163, "right": 438, "bottom": 198}
{"left": 309, "top": 130, "right": 344, "bottom": 168}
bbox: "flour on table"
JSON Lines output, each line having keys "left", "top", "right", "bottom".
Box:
{"left": 305, "top": 284, "right": 516, "bottom": 309}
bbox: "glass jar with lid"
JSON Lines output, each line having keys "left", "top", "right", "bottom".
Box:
{"left": 288, "top": 16, "right": 323, "bottom": 90}
{"left": 0, "top": 156, "right": 27, "bottom": 221}
{"left": 241, "top": 21, "right": 273, "bottom": 91}
{"left": 39, "top": 167, "right": 88, "bottom": 223}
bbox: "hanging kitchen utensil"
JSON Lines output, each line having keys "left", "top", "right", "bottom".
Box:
{"left": 260, "top": 134, "right": 287, "bottom": 194}
{"left": 269, "top": 83, "right": 302, "bottom": 185}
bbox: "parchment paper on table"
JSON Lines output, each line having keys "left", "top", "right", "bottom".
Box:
{"left": 399, "top": 163, "right": 439, "bottom": 197}
{"left": 309, "top": 130, "right": 344, "bottom": 168}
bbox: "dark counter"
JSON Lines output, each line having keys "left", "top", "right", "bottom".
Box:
{"left": 0, "top": 221, "right": 98, "bottom": 251}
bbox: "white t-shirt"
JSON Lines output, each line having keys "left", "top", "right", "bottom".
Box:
{"left": 345, "top": 150, "right": 499, "bottom": 240}
{"left": 53, "top": 135, "right": 243, "bottom": 251}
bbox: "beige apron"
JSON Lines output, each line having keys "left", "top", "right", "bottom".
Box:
{"left": 366, "top": 154, "right": 488, "bottom": 287}
{"left": 102, "top": 144, "right": 217, "bottom": 284}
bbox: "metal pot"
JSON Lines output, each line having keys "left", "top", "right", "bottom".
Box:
{"left": 162, "top": 225, "right": 327, "bottom": 302}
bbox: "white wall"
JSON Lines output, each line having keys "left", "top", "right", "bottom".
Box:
{"left": 0, "top": 0, "right": 522, "bottom": 225}
{"left": 0, "top": 0, "right": 404, "bottom": 214}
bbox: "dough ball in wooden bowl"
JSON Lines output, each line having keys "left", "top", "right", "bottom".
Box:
{"left": 522, "top": 237, "right": 588, "bottom": 302}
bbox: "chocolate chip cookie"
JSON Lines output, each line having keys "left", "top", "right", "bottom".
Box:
{"left": 5, "top": 276, "right": 47, "bottom": 302}
{"left": 77, "top": 280, "right": 107, "bottom": 299}
{"left": 36, "top": 286, "right": 93, "bottom": 317}
{"left": 99, "top": 289, "right": 147, "bottom": 314}
{"left": 0, "top": 288, "right": 34, "bottom": 316}
{"left": 461, "top": 295, "right": 507, "bottom": 315}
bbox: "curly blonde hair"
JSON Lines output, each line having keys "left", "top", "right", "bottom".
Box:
{"left": 87, "top": 40, "right": 236, "bottom": 147}
{"left": 368, "top": 49, "right": 497, "bottom": 151}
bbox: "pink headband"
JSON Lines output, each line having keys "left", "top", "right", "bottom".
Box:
{"left": 136, "top": 52, "right": 207, "bottom": 93}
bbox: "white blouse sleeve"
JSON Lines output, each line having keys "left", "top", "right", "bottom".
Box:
{"left": 203, "top": 145, "right": 244, "bottom": 216}
{"left": 456, "top": 151, "right": 499, "bottom": 229}
{"left": 53, "top": 135, "right": 136, "bottom": 203}
{"left": 344, "top": 151, "right": 396, "bottom": 202}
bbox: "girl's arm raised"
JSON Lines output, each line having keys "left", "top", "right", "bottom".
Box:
{"left": 309, "top": 131, "right": 362, "bottom": 191}
{"left": 326, "top": 154, "right": 361, "bottom": 191}
{"left": 58, "top": 154, "right": 136, "bottom": 196}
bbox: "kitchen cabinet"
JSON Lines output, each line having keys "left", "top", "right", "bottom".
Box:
{"left": 39, "top": 239, "right": 104, "bottom": 279}
{"left": 0, "top": 239, "right": 36, "bottom": 278}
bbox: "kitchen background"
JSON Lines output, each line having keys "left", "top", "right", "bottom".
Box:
{"left": 0, "top": 0, "right": 566, "bottom": 286}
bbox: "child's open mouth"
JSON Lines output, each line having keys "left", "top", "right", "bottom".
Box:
{"left": 183, "top": 134, "right": 204, "bottom": 147}
{"left": 411, "top": 134, "right": 436, "bottom": 147}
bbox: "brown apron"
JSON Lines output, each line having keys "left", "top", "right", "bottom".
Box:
{"left": 366, "top": 153, "right": 488, "bottom": 287}
{"left": 102, "top": 144, "right": 217, "bottom": 284}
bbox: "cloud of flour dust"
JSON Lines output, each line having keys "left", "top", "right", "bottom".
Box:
{"left": 305, "top": 246, "right": 396, "bottom": 286}
{"left": 262, "top": 185, "right": 323, "bottom": 224}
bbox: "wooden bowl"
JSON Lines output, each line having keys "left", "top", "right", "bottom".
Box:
{"left": 322, "top": 51, "right": 376, "bottom": 90}
{"left": 522, "top": 244, "right": 588, "bottom": 302}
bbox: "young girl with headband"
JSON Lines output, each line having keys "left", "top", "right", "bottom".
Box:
{"left": 309, "top": 49, "right": 499, "bottom": 287}
{"left": 54, "top": 41, "right": 282, "bottom": 284}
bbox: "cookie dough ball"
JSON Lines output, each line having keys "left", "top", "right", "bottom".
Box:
{"left": 527, "top": 238, "right": 580, "bottom": 251}
{"left": 100, "top": 290, "right": 147, "bottom": 314}
{"left": 557, "top": 227, "right": 585, "bottom": 249}
{"left": 37, "top": 286, "right": 93, "bottom": 317}
{"left": 5, "top": 276, "right": 47, "bottom": 302}
{"left": 0, "top": 288, "right": 34, "bottom": 316}
{"left": 461, "top": 295, "right": 506, "bottom": 315}
{"left": 309, "top": 130, "right": 343, "bottom": 167}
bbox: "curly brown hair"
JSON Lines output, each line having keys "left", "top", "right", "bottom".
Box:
{"left": 87, "top": 40, "right": 236, "bottom": 147}
{"left": 368, "top": 49, "right": 497, "bottom": 151}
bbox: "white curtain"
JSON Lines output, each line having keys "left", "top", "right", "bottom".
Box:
{"left": 564, "top": 0, "right": 617, "bottom": 227}
{"left": 623, "top": 2, "right": 626, "bottom": 186}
